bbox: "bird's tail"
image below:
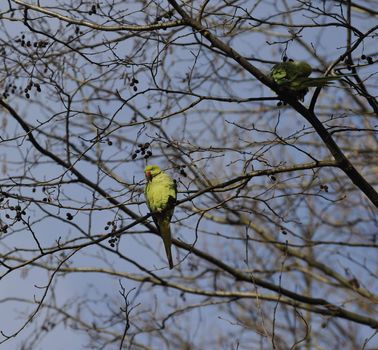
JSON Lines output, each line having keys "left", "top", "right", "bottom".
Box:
{"left": 301, "top": 74, "right": 353, "bottom": 88}
{"left": 159, "top": 220, "right": 174, "bottom": 269}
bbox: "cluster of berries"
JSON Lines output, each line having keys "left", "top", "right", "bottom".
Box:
{"left": 15, "top": 34, "right": 48, "bottom": 48}
{"left": 105, "top": 221, "right": 118, "bottom": 247}
{"left": 24, "top": 81, "right": 41, "bottom": 99}
{"left": 132, "top": 143, "right": 152, "bottom": 160}
{"left": 4, "top": 205, "right": 26, "bottom": 221}
{"left": 130, "top": 77, "right": 139, "bottom": 92}
{"left": 2, "top": 80, "right": 42, "bottom": 99}
{"left": 108, "top": 236, "right": 118, "bottom": 248}
{"left": 361, "top": 55, "right": 374, "bottom": 64}
{"left": 1, "top": 204, "right": 27, "bottom": 233}
{"left": 88, "top": 4, "right": 98, "bottom": 15}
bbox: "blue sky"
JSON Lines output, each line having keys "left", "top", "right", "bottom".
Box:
{"left": 0, "top": 1, "right": 377, "bottom": 349}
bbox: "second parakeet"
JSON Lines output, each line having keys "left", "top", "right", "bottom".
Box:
{"left": 144, "top": 165, "right": 177, "bottom": 269}
{"left": 271, "top": 61, "right": 346, "bottom": 100}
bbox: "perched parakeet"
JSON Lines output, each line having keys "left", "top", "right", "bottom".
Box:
{"left": 271, "top": 61, "right": 345, "bottom": 100}
{"left": 144, "top": 165, "right": 177, "bottom": 269}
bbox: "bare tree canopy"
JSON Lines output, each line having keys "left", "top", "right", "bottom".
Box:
{"left": 0, "top": 1, "right": 377, "bottom": 349}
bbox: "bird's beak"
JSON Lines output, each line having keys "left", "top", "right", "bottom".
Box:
{"left": 145, "top": 171, "right": 151, "bottom": 180}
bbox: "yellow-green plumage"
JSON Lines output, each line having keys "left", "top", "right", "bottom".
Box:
{"left": 271, "top": 61, "right": 348, "bottom": 100}
{"left": 144, "top": 165, "right": 177, "bottom": 269}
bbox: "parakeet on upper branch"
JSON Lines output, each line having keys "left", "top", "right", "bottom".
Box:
{"left": 271, "top": 61, "right": 346, "bottom": 100}
{"left": 144, "top": 165, "right": 177, "bottom": 269}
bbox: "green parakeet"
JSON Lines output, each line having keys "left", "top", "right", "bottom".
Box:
{"left": 144, "top": 165, "right": 177, "bottom": 269}
{"left": 271, "top": 61, "right": 345, "bottom": 100}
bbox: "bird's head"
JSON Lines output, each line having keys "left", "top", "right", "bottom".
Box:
{"left": 293, "top": 61, "right": 312, "bottom": 77}
{"left": 144, "top": 165, "right": 161, "bottom": 181}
